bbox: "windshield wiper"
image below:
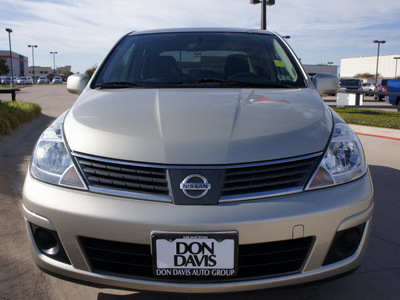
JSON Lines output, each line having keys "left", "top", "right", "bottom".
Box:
{"left": 96, "top": 81, "right": 149, "bottom": 89}
{"left": 97, "top": 80, "right": 297, "bottom": 89}
{"left": 175, "top": 78, "right": 295, "bottom": 88}
{"left": 175, "top": 78, "right": 228, "bottom": 85}
{"left": 228, "top": 81, "right": 295, "bottom": 88}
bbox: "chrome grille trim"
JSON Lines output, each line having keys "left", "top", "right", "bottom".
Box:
{"left": 219, "top": 187, "right": 303, "bottom": 203}
{"left": 89, "top": 186, "right": 172, "bottom": 203}
{"left": 73, "top": 152, "right": 322, "bottom": 203}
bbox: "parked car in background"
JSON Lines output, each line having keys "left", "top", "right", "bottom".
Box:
{"left": 26, "top": 77, "right": 34, "bottom": 84}
{"left": 1, "top": 76, "right": 11, "bottom": 85}
{"left": 384, "top": 79, "right": 400, "bottom": 106}
{"left": 37, "top": 76, "right": 48, "bottom": 84}
{"left": 17, "top": 77, "right": 29, "bottom": 85}
{"left": 339, "top": 78, "right": 363, "bottom": 90}
{"left": 362, "top": 82, "right": 376, "bottom": 92}
{"left": 23, "top": 28, "right": 372, "bottom": 294}
{"left": 375, "top": 78, "right": 390, "bottom": 101}
{"left": 52, "top": 76, "right": 63, "bottom": 84}
{"left": 362, "top": 82, "right": 376, "bottom": 96}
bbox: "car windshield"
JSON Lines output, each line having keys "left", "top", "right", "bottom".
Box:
{"left": 93, "top": 32, "right": 307, "bottom": 89}
{"left": 340, "top": 79, "right": 361, "bottom": 86}
{"left": 381, "top": 79, "right": 388, "bottom": 86}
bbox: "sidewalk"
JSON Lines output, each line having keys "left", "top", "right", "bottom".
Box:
{"left": 350, "top": 124, "right": 400, "bottom": 141}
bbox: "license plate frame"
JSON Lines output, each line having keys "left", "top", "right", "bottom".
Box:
{"left": 151, "top": 231, "right": 238, "bottom": 277}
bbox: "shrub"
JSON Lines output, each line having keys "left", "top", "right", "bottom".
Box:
{"left": 0, "top": 101, "right": 41, "bottom": 138}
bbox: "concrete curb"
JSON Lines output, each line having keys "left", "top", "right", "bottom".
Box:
{"left": 350, "top": 124, "right": 400, "bottom": 141}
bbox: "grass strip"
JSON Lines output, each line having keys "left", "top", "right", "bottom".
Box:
{"left": 332, "top": 107, "right": 400, "bottom": 130}
{"left": 0, "top": 101, "right": 41, "bottom": 137}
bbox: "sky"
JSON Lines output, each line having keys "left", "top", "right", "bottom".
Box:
{"left": 1, "top": 0, "right": 400, "bottom": 74}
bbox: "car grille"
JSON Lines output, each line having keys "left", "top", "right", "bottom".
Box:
{"left": 73, "top": 153, "right": 321, "bottom": 202}
{"left": 75, "top": 155, "right": 169, "bottom": 196}
{"left": 80, "top": 237, "right": 314, "bottom": 282}
{"left": 221, "top": 155, "right": 320, "bottom": 198}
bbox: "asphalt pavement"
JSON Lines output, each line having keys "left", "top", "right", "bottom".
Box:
{"left": 0, "top": 85, "right": 399, "bottom": 299}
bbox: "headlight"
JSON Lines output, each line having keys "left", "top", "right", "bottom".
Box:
{"left": 30, "top": 119, "right": 86, "bottom": 189}
{"left": 306, "top": 122, "right": 367, "bottom": 190}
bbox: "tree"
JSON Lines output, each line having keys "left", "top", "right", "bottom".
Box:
{"left": 0, "top": 58, "right": 10, "bottom": 75}
{"left": 85, "top": 65, "right": 97, "bottom": 78}
{"left": 354, "top": 73, "right": 375, "bottom": 79}
{"left": 61, "top": 70, "right": 74, "bottom": 79}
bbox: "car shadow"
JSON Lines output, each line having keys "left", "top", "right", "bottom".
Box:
{"left": 96, "top": 165, "right": 400, "bottom": 300}
{"left": 0, "top": 113, "right": 55, "bottom": 198}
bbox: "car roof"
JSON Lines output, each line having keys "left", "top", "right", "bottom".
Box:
{"left": 128, "top": 27, "right": 275, "bottom": 36}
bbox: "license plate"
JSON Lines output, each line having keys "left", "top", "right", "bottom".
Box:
{"left": 151, "top": 231, "right": 238, "bottom": 277}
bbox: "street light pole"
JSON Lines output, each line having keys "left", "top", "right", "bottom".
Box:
{"left": 373, "top": 40, "right": 385, "bottom": 82}
{"left": 28, "top": 45, "right": 38, "bottom": 83}
{"left": 394, "top": 57, "right": 400, "bottom": 78}
{"left": 5, "top": 28, "right": 14, "bottom": 87}
{"left": 261, "top": 0, "right": 267, "bottom": 30}
{"left": 50, "top": 51, "right": 58, "bottom": 74}
{"left": 250, "top": 0, "right": 275, "bottom": 30}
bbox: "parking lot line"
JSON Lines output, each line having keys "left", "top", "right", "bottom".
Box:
{"left": 355, "top": 132, "right": 400, "bottom": 141}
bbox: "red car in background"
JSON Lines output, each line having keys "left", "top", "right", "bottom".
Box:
{"left": 375, "top": 78, "right": 389, "bottom": 101}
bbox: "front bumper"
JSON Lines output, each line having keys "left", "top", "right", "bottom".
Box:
{"left": 22, "top": 170, "right": 373, "bottom": 293}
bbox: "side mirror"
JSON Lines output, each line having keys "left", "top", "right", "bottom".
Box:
{"left": 67, "top": 74, "right": 90, "bottom": 95}
{"left": 313, "top": 73, "right": 339, "bottom": 96}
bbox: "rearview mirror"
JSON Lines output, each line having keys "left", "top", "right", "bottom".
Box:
{"left": 67, "top": 74, "right": 90, "bottom": 95}
{"left": 313, "top": 73, "right": 339, "bottom": 96}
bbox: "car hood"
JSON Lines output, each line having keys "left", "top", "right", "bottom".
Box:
{"left": 64, "top": 88, "right": 332, "bottom": 165}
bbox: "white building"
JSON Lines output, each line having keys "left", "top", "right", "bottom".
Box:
{"left": 341, "top": 54, "right": 400, "bottom": 79}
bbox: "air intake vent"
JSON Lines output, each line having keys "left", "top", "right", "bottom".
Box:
{"left": 80, "top": 236, "right": 314, "bottom": 281}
